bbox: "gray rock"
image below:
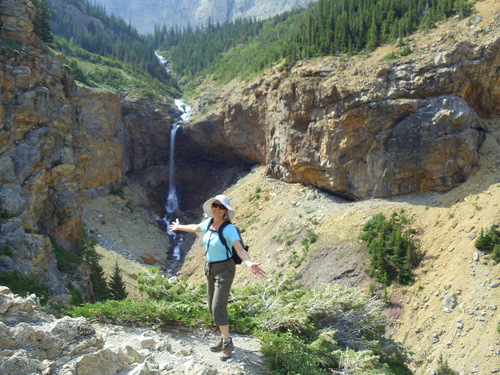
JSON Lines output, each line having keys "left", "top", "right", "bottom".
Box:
{"left": 443, "top": 293, "right": 458, "bottom": 313}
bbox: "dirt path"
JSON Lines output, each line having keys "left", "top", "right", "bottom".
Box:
{"left": 93, "top": 323, "right": 269, "bottom": 374}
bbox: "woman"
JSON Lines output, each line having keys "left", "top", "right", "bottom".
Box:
{"left": 169, "top": 194, "right": 265, "bottom": 361}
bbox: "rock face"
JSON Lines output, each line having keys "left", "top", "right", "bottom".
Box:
{"left": 179, "top": 18, "right": 500, "bottom": 199}
{"left": 0, "top": 0, "right": 43, "bottom": 50}
{"left": 0, "top": 1, "right": 173, "bottom": 296}
{"left": 91, "top": 0, "right": 318, "bottom": 34}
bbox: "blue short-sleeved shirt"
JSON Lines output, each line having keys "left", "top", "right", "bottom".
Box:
{"left": 200, "top": 218, "right": 240, "bottom": 262}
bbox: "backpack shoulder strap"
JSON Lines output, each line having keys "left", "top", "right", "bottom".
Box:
{"left": 204, "top": 218, "right": 215, "bottom": 256}
{"left": 218, "top": 221, "right": 232, "bottom": 258}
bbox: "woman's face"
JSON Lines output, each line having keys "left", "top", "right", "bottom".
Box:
{"left": 211, "top": 200, "right": 227, "bottom": 219}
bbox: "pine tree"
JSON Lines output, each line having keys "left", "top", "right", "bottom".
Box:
{"left": 362, "top": 211, "right": 419, "bottom": 285}
{"left": 32, "top": 0, "right": 54, "bottom": 45}
{"left": 366, "top": 15, "right": 379, "bottom": 51}
{"left": 84, "top": 248, "right": 110, "bottom": 302}
{"left": 109, "top": 261, "right": 128, "bottom": 301}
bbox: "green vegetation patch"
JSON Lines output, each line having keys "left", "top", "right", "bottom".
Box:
{"left": 50, "top": 0, "right": 180, "bottom": 99}
{"left": 51, "top": 237, "right": 83, "bottom": 273}
{"left": 157, "top": 0, "right": 474, "bottom": 85}
{"left": 361, "top": 210, "right": 421, "bottom": 286}
{"left": 70, "top": 267, "right": 209, "bottom": 326}
{"left": 69, "top": 270, "right": 410, "bottom": 374}
{"left": 0, "top": 205, "right": 12, "bottom": 221}
{"left": 475, "top": 224, "right": 500, "bottom": 262}
{"left": 0, "top": 270, "right": 51, "bottom": 305}
{"left": 63, "top": 51, "right": 177, "bottom": 100}
{"left": 0, "top": 35, "right": 25, "bottom": 52}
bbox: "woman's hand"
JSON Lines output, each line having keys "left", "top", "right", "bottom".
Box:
{"left": 234, "top": 241, "right": 266, "bottom": 278}
{"left": 248, "top": 262, "right": 266, "bottom": 278}
{"left": 169, "top": 218, "right": 180, "bottom": 231}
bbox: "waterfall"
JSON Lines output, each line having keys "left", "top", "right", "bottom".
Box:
{"left": 163, "top": 99, "right": 191, "bottom": 267}
{"left": 165, "top": 122, "right": 179, "bottom": 213}
{"left": 155, "top": 51, "right": 192, "bottom": 269}
{"left": 165, "top": 99, "right": 191, "bottom": 214}
{"left": 154, "top": 51, "right": 170, "bottom": 73}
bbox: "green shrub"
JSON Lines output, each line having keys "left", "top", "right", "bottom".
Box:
{"left": 0, "top": 241, "right": 13, "bottom": 257}
{"left": 67, "top": 281, "right": 84, "bottom": 307}
{"left": 382, "top": 51, "right": 399, "bottom": 61}
{"left": 436, "top": 353, "right": 456, "bottom": 374}
{"left": 0, "top": 205, "right": 12, "bottom": 220}
{"left": 110, "top": 184, "right": 125, "bottom": 199}
{"left": 399, "top": 46, "right": 413, "bottom": 56}
{"left": 0, "top": 35, "right": 24, "bottom": 51}
{"left": 85, "top": 247, "right": 110, "bottom": 302}
{"left": 73, "top": 227, "right": 99, "bottom": 257}
{"left": 68, "top": 59, "right": 90, "bottom": 85}
{"left": 475, "top": 224, "right": 500, "bottom": 262}
{"left": 261, "top": 331, "right": 328, "bottom": 375}
{"left": 51, "top": 159, "right": 63, "bottom": 168}
{"left": 361, "top": 211, "right": 420, "bottom": 285}
{"left": 0, "top": 270, "right": 51, "bottom": 305}
{"left": 70, "top": 268, "right": 209, "bottom": 327}
{"left": 51, "top": 238, "right": 83, "bottom": 272}
{"left": 69, "top": 272, "right": 410, "bottom": 373}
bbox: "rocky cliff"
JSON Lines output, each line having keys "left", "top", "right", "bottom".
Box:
{"left": 92, "top": 0, "right": 318, "bottom": 34}
{"left": 178, "top": 15, "right": 500, "bottom": 200}
{"left": 0, "top": 0, "right": 174, "bottom": 298}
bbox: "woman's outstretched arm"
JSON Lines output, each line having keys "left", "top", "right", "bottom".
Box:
{"left": 169, "top": 218, "right": 201, "bottom": 233}
{"left": 233, "top": 240, "right": 266, "bottom": 278}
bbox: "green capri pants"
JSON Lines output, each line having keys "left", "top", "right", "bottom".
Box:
{"left": 205, "top": 258, "right": 236, "bottom": 326}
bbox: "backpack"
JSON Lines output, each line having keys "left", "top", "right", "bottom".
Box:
{"left": 209, "top": 218, "right": 249, "bottom": 264}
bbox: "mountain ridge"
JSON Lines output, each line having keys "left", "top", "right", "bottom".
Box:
{"left": 91, "top": 0, "right": 318, "bottom": 34}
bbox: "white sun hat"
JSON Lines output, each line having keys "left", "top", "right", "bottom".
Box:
{"left": 202, "top": 194, "right": 235, "bottom": 221}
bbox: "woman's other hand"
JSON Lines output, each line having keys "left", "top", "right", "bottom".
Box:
{"left": 248, "top": 262, "right": 266, "bottom": 278}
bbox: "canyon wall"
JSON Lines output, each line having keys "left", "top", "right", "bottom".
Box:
{"left": 178, "top": 19, "right": 500, "bottom": 200}
{"left": 0, "top": 0, "right": 173, "bottom": 297}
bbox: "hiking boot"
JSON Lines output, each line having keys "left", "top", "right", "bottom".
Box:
{"left": 210, "top": 337, "right": 223, "bottom": 352}
{"left": 220, "top": 337, "right": 233, "bottom": 361}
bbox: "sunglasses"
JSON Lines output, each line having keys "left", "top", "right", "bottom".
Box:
{"left": 211, "top": 202, "right": 227, "bottom": 210}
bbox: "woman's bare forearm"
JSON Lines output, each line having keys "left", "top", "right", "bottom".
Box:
{"left": 169, "top": 219, "right": 201, "bottom": 233}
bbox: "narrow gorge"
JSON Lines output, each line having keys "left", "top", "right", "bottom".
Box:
{"left": 1, "top": 0, "right": 499, "bottom": 374}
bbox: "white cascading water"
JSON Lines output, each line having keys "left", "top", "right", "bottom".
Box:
{"left": 165, "top": 121, "right": 179, "bottom": 213}
{"left": 154, "top": 51, "right": 171, "bottom": 73}
{"left": 163, "top": 99, "right": 191, "bottom": 267}
{"left": 155, "top": 52, "right": 192, "bottom": 270}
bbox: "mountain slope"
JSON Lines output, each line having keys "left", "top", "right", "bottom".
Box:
{"left": 92, "top": 0, "right": 318, "bottom": 34}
